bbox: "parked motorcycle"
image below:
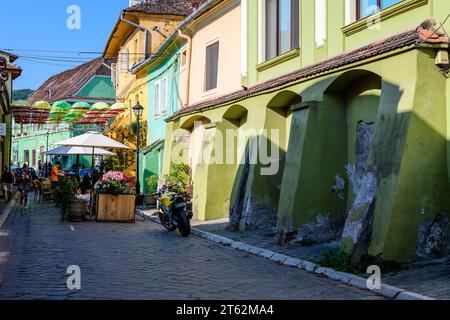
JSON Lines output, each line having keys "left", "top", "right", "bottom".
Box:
{"left": 154, "top": 184, "right": 193, "bottom": 237}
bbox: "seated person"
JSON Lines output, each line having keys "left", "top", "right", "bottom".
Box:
{"left": 75, "top": 188, "right": 91, "bottom": 214}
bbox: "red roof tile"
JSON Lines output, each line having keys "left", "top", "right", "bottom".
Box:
{"left": 167, "top": 28, "right": 447, "bottom": 121}
{"left": 6, "top": 62, "right": 22, "bottom": 79}
{"left": 27, "top": 58, "right": 112, "bottom": 104}
{"left": 125, "top": 0, "right": 205, "bottom": 17}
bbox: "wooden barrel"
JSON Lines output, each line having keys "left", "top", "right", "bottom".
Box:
{"left": 70, "top": 200, "right": 86, "bottom": 222}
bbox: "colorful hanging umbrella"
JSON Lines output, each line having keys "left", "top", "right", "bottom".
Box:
{"left": 52, "top": 100, "right": 71, "bottom": 111}
{"left": 33, "top": 101, "right": 51, "bottom": 110}
{"left": 29, "top": 101, "right": 51, "bottom": 125}
{"left": 111, "top": 102, "right": 127, "bottom": 112}
{"left": 63, "top": 102, "right": 90, "bottom": 123}
{"left": 90, "top": 102, "right": 110, "bottom": 111}
{"left": 48, "top": 100, "right": 71, "bottom": 123}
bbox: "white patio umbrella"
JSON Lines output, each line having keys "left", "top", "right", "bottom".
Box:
{"left": 56, "top": 131, "right": 130, "bottom": 149}
{"left": 56, "top": 132, "right": 132, "bottom": 216}
{"left": 56, "top": 131, "right": 130, "bottom": 170}
{"left": 45, "top": 146, "right": 116, "bottom": 156}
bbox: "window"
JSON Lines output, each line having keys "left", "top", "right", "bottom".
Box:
{"left": 181, "top": 49, "right": 187, "bottom": 68}
{"left": 134, "top": 38, "right": 139, "bottom": 65}
{"left": 40, "top": 146, "right": 45, "bottom": 162}
{"left": 154, "top": 81, "right": 160, "bottom": 116}
{"left": 24, "top": 150, "right": 30, "bottom": 165}
{"left": 315, "top": 0, "right": 327, "bottom": 47}
{"left": 265, "top": 0, "right": 299, "bottom": 60}
{"left": 154, "top": 75, "right": 168, "bottom": 116}
{"left": 32, "top": 150, "right": 36, "bottom": 167}
{"left": 205, "top": 41, "right": 219, "bottom": 92}
{"left": 120, "top": 48, "right": 129, "bottom": 72}
{"left": 357, "top": 0, "right": 402, "bottom": 19}
{"left": 160, "top": 76, "right": 168, "bottom": 114}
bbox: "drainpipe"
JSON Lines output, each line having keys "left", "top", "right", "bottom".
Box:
{"left": 120, "top": 15, "right": 149, "bottom": 59}
{"left": 178, "top": 30, "right": 192, "bottom": 108}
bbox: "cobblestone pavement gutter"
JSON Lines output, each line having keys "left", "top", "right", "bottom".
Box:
{"left": 0, "top": 200, "right": 383, "bottom": 300}
{"left": 0, "top": 193, "right": 18, "bottom": 230}
{"left": 0, "top": 193, "right": 19, "bottom": 285}
{"left": 138, "top": 210, "right": 434, "bottom": 301}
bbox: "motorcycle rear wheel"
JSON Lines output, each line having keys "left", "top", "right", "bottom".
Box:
{"left": 177, "top": 211, "right": 191, "bottom": 237}
{"left": 159, "top": 212, "right": 177, "bottom": 232}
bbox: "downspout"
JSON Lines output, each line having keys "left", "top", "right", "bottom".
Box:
{"left": 120, "top": 15, "right": 149, "bottom": 59}
{"left": 178, "top": 30, "right": 192, "bottom": 108}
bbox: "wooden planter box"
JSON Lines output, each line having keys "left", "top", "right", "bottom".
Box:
{"left": 96, "top": 194, "right": 136, "bottom": 223}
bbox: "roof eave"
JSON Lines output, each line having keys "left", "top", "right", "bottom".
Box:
{"left": 132, "top": 0, "right": 222, "bottom": 74}
{"left": 0, "top": 50, "right": 18, "bottom": 62}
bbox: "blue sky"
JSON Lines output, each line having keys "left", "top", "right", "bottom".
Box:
{"left": 0, "top": 0, "right": 128, "bottom": 90}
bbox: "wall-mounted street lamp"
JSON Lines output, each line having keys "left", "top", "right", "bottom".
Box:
{"left": 132, "top": 104, "right": 144, "bottom": 195}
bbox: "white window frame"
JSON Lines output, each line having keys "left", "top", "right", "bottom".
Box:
{"left": 315, "top": 0, "right": 327, "bottom": 47}
{"left": 258, "top": 0, "right": 266, "bottom": 64}
{"left": 258, "top": 0, "right": 300, "bottom": 63}
{"left": 345, "top": 0, "right": 357, "bottom": 25}
{"left": 204, "top": 38, "right": 220, "bottom": 94}
{"left": 241, "top": 0, "right": 248, "bottom": 78}
{"left": 160, "top": 75, "right": 168, "bottom": 115}
{"left": 153, "top": 74, "right": 169, "bottom": 117}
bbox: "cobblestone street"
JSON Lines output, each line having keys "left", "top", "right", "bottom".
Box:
{"left": 0, "top": 199, "right": 382, "bottom": 300}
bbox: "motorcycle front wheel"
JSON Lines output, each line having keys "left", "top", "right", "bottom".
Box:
{"left": 159, "top": 211, "right": 177, "bottom": 232}
{"left": 177, "top": 211, "right": 191, "bottom": 237}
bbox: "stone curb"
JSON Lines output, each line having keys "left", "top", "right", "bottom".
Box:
{"left": 138, "top": 210, "right": 434, "bottom": 300}
{"left": 0, "top": 192, "right": 19, "bottom": 230}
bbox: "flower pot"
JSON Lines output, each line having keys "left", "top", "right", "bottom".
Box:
{"left": 69, "top": 199, "right": 86, "bottom": 222}
{"left": 96, "top": 194, "right": 136, "bottom": 223}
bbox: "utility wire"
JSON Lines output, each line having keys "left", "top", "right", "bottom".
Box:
{"left": 19, "top": 57, "right": 83, "bottom": 67}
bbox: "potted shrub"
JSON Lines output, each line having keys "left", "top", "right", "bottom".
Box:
{"left": 165, "top": 163, "right": 192, "bottom": 195}
{"left": 94, "top": 171, "right": 135, "bottom": 223}
{"left": 145, "top": 175, "right": 159, "bottom": 206}
{"left": 56, "top": 177, "right": 83, "bottom": 221}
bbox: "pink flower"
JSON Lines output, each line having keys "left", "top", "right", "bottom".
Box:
{"left": 100, "top": 171, "right": 130, "bottom": 186}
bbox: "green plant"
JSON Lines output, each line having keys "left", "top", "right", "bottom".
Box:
{"left": 56, "top": 177, "right": 78, "bottom": 213}
{"left": 165, "top": 163, "right": 191, "bottom": 192}
{"left": 316, "top": 248, "right": 401, "bottom": 275}
{"left": 103, "top": 156, "right": 127, "bottom": 172}
{"left": 146, "top": 175, "right": 159, "bottom": 193}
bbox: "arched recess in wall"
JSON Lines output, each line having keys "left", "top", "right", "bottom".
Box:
{"left": 240, "top": 90, "right": 301, "bottom": 230}
{"left": 221, "top": 104, "right": 248, "bottom": 172}
{"left": 222, "top": 105, "right": 248, "bottom": 128}
{"left": 266, "top": 90, "right": 301, "bottom": 151}
{"left": 179, "top": 114, "right": 212, "bottom": 178}
{"left": 323, "top": 69, "right": 382, "bottom": 213}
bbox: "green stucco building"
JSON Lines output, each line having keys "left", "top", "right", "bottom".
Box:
{"left": 162, "top": 0, "right": 450, "bottom": 262}
{"left": 12, "top": 58, "right": 115, "bottom": 170}
{"left": 138, "top": 47, "right": 182, "bottom": 194}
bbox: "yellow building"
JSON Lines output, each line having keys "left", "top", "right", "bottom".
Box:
{"left": 102, "top": 0, "right": 205, "bottom": 175}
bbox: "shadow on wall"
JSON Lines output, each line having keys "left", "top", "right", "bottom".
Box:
{"left": 275, "top": 68, "right": 450, "bottom": 262}
{"left": 229, "top": 91, "right": 301, "bottom": 232}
